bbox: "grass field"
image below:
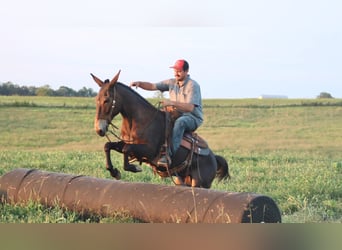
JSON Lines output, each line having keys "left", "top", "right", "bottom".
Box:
{"left": 0, "top": 96, "right": 341, "bottom": 223}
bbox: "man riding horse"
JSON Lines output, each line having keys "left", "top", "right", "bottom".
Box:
{"left": 130, "top": 59, "right": 203, "bottom": 167}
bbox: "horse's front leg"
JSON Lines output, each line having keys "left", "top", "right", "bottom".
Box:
{"left": 123, "top": 153, "right": 142, "bottom": 173}
{"left": 104, "top": 141, "right": 125, "bottom": 179}
{"left": 122, "top": 144, "right": 147, "bottom": 173}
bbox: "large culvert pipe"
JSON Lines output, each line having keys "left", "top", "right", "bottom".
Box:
{"left": 0, "top": 168, "right": 281, "bottom": 223}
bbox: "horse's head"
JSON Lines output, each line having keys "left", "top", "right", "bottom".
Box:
{"left": 91, "top": 70, "right": 121, "bottom": 137}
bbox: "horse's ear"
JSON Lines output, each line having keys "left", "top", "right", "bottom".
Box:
{"left": 109, "top": 70, "right": 121, "bottom": 86}
{"left": 90, "top": 73, "right": 104, "bottom": 87}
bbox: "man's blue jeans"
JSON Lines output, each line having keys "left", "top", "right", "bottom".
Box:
{"left": 171, "top": 115, "right": 198, "bottom": 155}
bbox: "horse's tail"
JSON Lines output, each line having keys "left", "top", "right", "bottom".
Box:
{"left": 215, "top": 155, "right": 231, "bottom": 182}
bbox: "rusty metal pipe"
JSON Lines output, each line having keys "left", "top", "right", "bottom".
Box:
{"left": 0, "top": 168, "right": 281, "bottom": 223}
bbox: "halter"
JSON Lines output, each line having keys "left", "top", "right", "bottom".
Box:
{"left": 109, "top": 84, "right": 117, "bottom": 119}
{"left": 105, "top": 84, "right": 121, "bottom": 142}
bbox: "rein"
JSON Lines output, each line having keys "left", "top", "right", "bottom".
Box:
{"left": 105, "top": 122, "right": 121, "bottom": 142}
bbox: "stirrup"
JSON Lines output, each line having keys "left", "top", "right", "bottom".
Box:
{"left": 157, "top": 155, "right": 169, "bottom": 167}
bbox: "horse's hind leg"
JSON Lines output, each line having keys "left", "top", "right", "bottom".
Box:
{"left": 173, "top": 176, "right": 186, "bottom": 186}
{"left": 191, "top": 178, "right": 199, "bottom": 187}
{"left": 191, "top": 170, "right": 212, "bottom": 188}
{"left": 183, "top": 176, "right": 200, "bottom": 187}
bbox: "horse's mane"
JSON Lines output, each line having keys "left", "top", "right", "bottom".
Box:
{"left": 115, "top": 82, "right": 158, "bottom": 110}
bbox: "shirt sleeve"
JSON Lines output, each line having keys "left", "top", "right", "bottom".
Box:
{"left": 186, "top": 81, "right": 202, "bottom": 106}
{"left": 155, "top": 79, "right": 171, "bottom": 92}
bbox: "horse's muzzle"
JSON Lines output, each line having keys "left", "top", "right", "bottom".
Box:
{"left": 95, "top": 119, "right": 108, "bottom": 137}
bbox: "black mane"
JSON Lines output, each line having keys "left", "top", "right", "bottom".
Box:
{"left": 115, "top": 82, "right": 158, "bottom": 110}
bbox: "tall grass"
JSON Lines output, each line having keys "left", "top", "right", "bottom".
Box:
{"left": 0, "top": 96, "right": 341, "bottom": 223}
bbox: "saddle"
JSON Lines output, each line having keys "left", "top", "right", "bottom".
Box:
{"left": 153, "top": 109, "right": 211, "bottom": 176}
{"left": 180, "top": 132, "right": 209, "bottom": 156}
{"left": 162, "top": 109, "right": 209, "bottom": 156}
{"left": 154, "top": 132, "right": 209, "bottom": 177}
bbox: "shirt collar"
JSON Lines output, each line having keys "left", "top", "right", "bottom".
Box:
{"left": 177, "top": 75, "right": 190, "bottom": 87}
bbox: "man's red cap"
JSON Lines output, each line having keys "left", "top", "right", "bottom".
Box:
{"left": 170, "top": 59, "right": 189, "bottom": 71}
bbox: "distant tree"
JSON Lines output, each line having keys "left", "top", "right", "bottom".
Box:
{"left": 0, "top": 82, "right": 37, "bottom": 96}
{"left": 28, "top": 86, "right": 37, "bottom": 96}
{"left": 0, "top": 81, "right": 15, "bottom": 95}
{"left": 17, "top": 85, "right": 29, "bottom": 95}
{"left": 55, "top": 86, "right": 77, "bottom": 96}
{"left": 77, "top": 87, "right": 97, "bottom": 97}
{"left": 35, "top": 85, "right": 54, "bottom": 96}
{"left": 317, "top": 92, "right": 334, "bottom": 99}
{"left": 0, "top": 81, "right": 97, "bottom": 97}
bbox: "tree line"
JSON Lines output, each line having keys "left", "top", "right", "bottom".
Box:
{"left": 1, "top": 81, "right": 335, "bottom": 99}
{"left": 0, "top": 81, "right": 97, "bottom": 97}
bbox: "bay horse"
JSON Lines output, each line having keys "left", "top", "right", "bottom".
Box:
{"left": 91, "top": 70, "right": 230, "bottom": 188}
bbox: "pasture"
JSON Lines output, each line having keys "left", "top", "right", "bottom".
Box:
{"left": 0, "top": 96, "right": 341, "bottom": 223}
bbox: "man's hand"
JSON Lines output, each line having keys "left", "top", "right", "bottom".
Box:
{"left": 130, "top": 81, "right": 140, "bottom": 88}
{"left": 129, "top": 81, "right": 157, "bottom": 91}
{"left": 161, "top": 99, "right": 194, "bottom": 113}
{"left": 160, "top": 99, "right": 174, "bottom": 107}
{"left": 164, "top": 105, "right": 177, "bottom": 113}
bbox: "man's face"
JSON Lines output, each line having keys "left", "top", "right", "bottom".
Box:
{"left": 174, "top": 69, "right": 188, "bottom": 82}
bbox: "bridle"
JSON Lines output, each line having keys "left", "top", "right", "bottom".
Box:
{"left": 104, "top": 84, "right": 121, "bottom": 142}
{"left": 108, "top": 83, "right": 117, "bottom": 120}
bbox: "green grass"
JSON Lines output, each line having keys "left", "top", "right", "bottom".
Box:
{"left": 0, "top": 95, "right": 95, "bottom": 108}
{"left": 0, "top": 96, "right": 341, "bottom": 223}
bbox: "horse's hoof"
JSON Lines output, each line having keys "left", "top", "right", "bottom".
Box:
{"left": 109, "top": 168, "right": 121, "bottom": 180}
{"left": 133, "top": 165, "right": 142, "bottom": 172}
{"left": 125, "top": 164, "right": 142, "bottom": 173}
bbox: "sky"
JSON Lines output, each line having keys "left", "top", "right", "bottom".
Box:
{"left": 1, "top": 0, "right": 341, "bottom": 98}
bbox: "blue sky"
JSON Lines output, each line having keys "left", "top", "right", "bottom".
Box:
{"left": 1, "top": 0, "right": 341, "bottom": 98}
